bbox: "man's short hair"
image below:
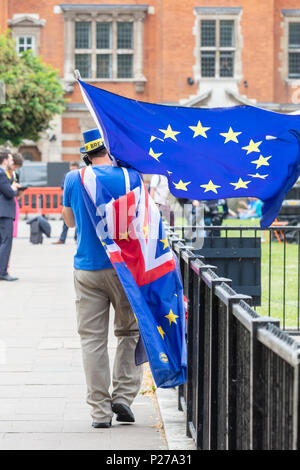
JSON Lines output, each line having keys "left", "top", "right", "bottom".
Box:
{"left": 87, "top": 148, "right": 108, "bottom": 159}
{"left": 12, "top": 152, "right": 24, "bottom": 167}
{"left": 0, "top": 149, "right": 10, "bottom": 165}
{"left": 69, "top": 161, "right": 80, "bottom": 168}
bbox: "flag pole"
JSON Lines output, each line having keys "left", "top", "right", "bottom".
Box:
{"left": 73, "top": 70, "right": 117, "bottom": 167}
{"left": 74, "top": 69, "right": 81, "bottom": 81}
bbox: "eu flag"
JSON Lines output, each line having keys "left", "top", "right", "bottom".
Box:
{"left": 78, "top": 79, "right": 300, "bottom": 228}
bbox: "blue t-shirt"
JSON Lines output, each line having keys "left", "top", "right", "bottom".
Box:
{"left": 63, "top": 165, "right": 141, "bottom": 270}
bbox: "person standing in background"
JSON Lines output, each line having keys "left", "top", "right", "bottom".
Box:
{"left": 150, "top": 174, "right": 174, "bottom": 226}
{"left": 6, "top": 152, "right": 24, "bottom": 238}
{"left": 53, "top": 161, "right": 79, "bottom": 245}
{"left": 0, "top": 150, "right": 20, "bottom": 281}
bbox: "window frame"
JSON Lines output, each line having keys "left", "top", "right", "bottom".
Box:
{"left": 282, "top": 11, "right": 300, "bottom": 84}
{"left": 287, "top": 20, "right": 300, "bottom": 80}
{"left": 61, "top": 5, "right": 148, "bottom": 92}
{"left": 7, "top": 15, "right": 46, "bottom": 57}
{"left": 194, "top": 7, "right": 242, "bottom": 82}
{"left": 199, "top": 17, "right": 237, "bottom": 79}
{"left": 74, "top": 18, "right": 135, "bottom": 80}
{"left": 16, "top": 35, "right": 35, "bottom": 55}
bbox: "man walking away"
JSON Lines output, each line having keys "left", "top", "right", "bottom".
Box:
{"left": 0, "top": 150, "right": 20, "bottom": 281}
{"left": 62, "top": 129, "right": 143, "bottom": 428}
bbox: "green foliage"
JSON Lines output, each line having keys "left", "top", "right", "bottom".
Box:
{"left": 0, "top": 31, "right": 66, "bottom": 146}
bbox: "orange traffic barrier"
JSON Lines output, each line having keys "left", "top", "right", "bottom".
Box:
{"left": 19, "top": 187, "right": 64, "bottom": 215}
{"left": 264, "top": 218, "right": 289, "bottom": 244}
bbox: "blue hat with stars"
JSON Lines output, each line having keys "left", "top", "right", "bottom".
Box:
{"left": 80, "top": 128, "right": 105, "bottom": 154}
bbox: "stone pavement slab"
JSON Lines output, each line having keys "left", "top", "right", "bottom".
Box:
{"left": 0, "top": 226, "right": 167, "bottom": 450}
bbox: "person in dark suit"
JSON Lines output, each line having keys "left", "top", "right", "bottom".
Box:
{"left": 0, "top": 150, "right": 20, "bottom": 281}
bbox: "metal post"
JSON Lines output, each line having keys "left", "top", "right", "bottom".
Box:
{"left": 250, "top": 317, "right": 280, "bottom": 450}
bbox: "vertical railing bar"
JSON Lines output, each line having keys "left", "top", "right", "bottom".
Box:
{"left": 254, "top": 228, "right": 258, "bottom": 311}
{"left": 297, "top": 231, "right": 300, "bottom": 331}
{"left": 268, "top": 229, "right": 272, "bottom": 317}
{"left": 293, "top": 361, "right": 299, "bottom": 450}
{"left": 283, "top": 232, "right": 287, "bottom": 330}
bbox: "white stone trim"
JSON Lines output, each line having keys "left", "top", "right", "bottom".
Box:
{"left": 193, "top": 7, "right": 243, "bottom": 82}
{"left": 61, "top": 133, "right": 81, "bottom": 140}
{"left": 53, "top": 5, "right": 62, "bottom": 14}
{"left": 8, "top": 14, "right": 45, "bottom": 56}
{"left": 280, "top": 10, "right": 300, "bottom": 85}
{"left": 60, "top": 4, "right": 148, "bottom": 93}
{"left": 60, "top": 147, "right": 80, "bottom": 154}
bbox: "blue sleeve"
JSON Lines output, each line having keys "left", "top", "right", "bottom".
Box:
{"left": 63, "top": 172, "right": 74, "bottom": 207}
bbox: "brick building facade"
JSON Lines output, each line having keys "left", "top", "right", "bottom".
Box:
{"left": 1, "top": 0, "right": 300, "bottom": 161}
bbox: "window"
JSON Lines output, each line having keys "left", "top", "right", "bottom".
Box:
{"left": 97, "top": 22, "right": 112, "bottom": 49}
{"left": 61, "top": 5, "right": 147, "bottom": 92}
{"left": 200, "top": 19, "right": 235, "bottom": 78}
{"left": 16, "top": 35, "right": 34, "bottom": 54}
{"left": 74, "top": 19, "right": 134, "bottom": 79}
{"left": 8, "top": 15, "right": 45, "bottom": 57}
{"left": 75, "top": 53, "right": 91, "bottom": 79}
{"left": 117, "top": 22, "right": 133, "bottom": 48}
{"left": 194, "top": 7, "right": 242, "bottom": 82}
{"left": 97, "top": 54, "right": 112, "bottom": 79}
{"left": 75, "top": 22, "right": 91, "bottom": 49}
{"left": 288, "top": 22, "right": 300, "bottom": 78}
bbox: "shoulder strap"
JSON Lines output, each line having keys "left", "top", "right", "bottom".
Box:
{"left": 121, "top": 167, "right": 130, "bottom": 194}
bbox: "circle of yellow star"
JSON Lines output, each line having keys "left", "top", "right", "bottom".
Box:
{"left": 159, "top": 124, "right": 180, "bottom": 141}
{"left": 150, "top": 135, "right": 163, "bottom": 143}
{"left": 157, "top": 326, "right": 166, "bottom": 340}
{"left": 230, "top": 178, "right": 251, "bottom": 190}
{"left": 160, "top": 239, "right": 169, "bottom": 250}
{"left": 251, "top": 155, "right": 271, "bottom": 169}
{"left": 242, "top": 139, "right": 262, "bottom": 155}
{"left": 149, "top": 147, "right": 162, "bottom": 162}
{"left": 220, "top": 126, "right": 242, "bottom": 144}
{"left": 200, "top": 180, "right": 221, "bottom": 194}
{"left": 165, "top": 309, "right": 179, "bottom": 326}
{"left": 189, "top": 120, "right": 211, "bottom": 139}
{"left": 248, "top": 173, "right": 268, "bottom": 179}
{"left": 173, "top": 180, "right": 191, "bottom": 191}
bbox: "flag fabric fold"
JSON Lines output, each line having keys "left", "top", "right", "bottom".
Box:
{"left": 78, "top": 79, "right": 300, "bottom": 228}
{"left": 79, "top": 165, "right": 187, "bottom": 388}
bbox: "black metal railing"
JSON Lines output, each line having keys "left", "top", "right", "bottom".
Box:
{"left": 169, "top": 225, "right": 300, "bottom": 333}
{"left": 167, "top": 229, "right": 300, "bottom": 450}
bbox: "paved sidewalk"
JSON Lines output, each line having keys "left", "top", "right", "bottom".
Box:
{"left": 0, "top": 222, "right": 167, "bottom": 450}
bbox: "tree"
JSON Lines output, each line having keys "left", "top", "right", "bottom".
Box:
{"left": 0, "top": 32, "right": 66, "bottom": 146}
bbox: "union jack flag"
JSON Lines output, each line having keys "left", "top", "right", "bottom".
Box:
{"left": 79, "top": 165, "right": 187, "bottom": 388}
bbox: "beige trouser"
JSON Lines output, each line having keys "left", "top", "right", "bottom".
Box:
{"left": 74, "top": 268, "right": 143, "bottom": 422}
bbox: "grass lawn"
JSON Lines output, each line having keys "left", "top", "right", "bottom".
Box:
{"left": 222, "top": 219, "right": 300, "bottom": 329}
{"left": 173, "top": 216, "right": 300, "bottom": 330}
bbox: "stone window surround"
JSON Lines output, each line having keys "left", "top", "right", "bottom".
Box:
{"left": 193, "top": 7, "right": 243, "bottom": 83}
{"left": 60, "top": 4, "right": 148, "bottom": 93}
{"left": 8, "top": 14, "right": 46, "bottom": 56}
{"left": 281, "top": 10, "right": 300, "bottom": 84}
